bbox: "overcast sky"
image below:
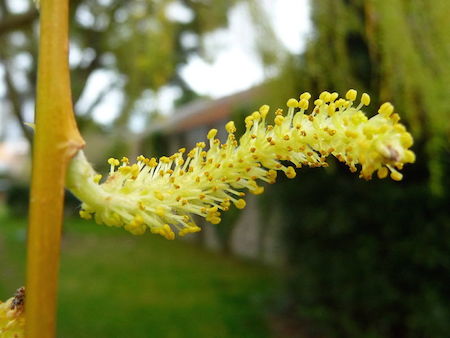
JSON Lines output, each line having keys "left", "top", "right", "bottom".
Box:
{"left": 180, "top": 0, "right": 311, "bottom": 98}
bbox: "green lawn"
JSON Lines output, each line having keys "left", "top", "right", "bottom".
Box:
{"left": 0, "top": 212, "right": 276, "bottom": 337}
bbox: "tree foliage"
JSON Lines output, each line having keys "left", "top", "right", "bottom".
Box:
{"left": 0, "top": 0, "right": 243, "bottom": 140}
{"left": 264, "top": 1, "right": 450, "bottom": 337}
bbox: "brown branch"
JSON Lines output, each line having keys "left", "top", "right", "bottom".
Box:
{"left": 0, "top": 9, "right": 38, "bottom": 35}
{"left": 0, "top": 59, "right": 33, "bottom": 143}
{"left": 71, "top": 54, "right": 101, "bottom": 104}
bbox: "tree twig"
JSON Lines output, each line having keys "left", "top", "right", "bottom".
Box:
{"left": 0, "top": 9, "right": 38, "bottom": 35}
{"left": 25, "top": 0, "right": 85, "bottom": 336}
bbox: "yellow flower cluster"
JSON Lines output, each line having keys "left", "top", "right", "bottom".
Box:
{"left": 0, "top": 287, "right": 25, "bottom": 338}
{"left": 67, "top": 90, "right": 415, "bottom": 239}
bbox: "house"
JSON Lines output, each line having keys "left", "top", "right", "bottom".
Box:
{"left": 0, "top": 139, "right": 30, "bottom": 203}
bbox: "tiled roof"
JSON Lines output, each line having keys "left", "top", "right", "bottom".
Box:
{"left": 145, "top": 87, "right": 261, "bottom": 135}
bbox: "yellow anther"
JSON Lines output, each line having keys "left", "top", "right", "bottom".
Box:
{"left": 327, "top": 103, "right": 336, "bottom": 116}
{"left": 155, "top": 206, "right": 166, "bottom": 217}
{"left": 225, "top": 121, "right": 236, "bottom": 133}
{"left": 79, "top": 210, "right": 92, "bottom": 220}
{"left": 245, "top": 115, "right": 254, "bottom": 128}
{"left": 207, "top": 128, "right": 218, "bottom": 139}
{"left": 158, "top": 224, "right": 175, "bottom": 240}
{"left": 179, "top": 226, "right": 201, "bottom": 237}
{"left": 259, "top": 105, "right": 270, "bottom": 118}
{"left": 300, "top": 92, "right": 311, "bottom": 100}
{"left": 400, "top": 132, "right": 413, "bottom": 148}
{"left": 346, "top": 89, "right": 357, "bottom": 101}
{"left": 160, "top": 156, "right": 170, "bottom": 163}
{"left": 119, "top": 166, "right": 131, "bottom": 174}
{"left": 287, "top": 98, "right": 299, "bottom": 108}
{"left": 196, "top": 142, "right": 206, "bottom": 148}
{"left": 209, "top": 217, "right": 221, "bottom": 224}
{"left": 268, "top": 169, "right": 277, "bottom": 179}
{"left": 330, "top": 92, "right": 339, "bottom": 102}
{"left": 274, "top": 115, "right": 284, "bottom": 126}
{"left": 391, "top": 113, "right": 400, "bottom": 123}
{"left": 361, "top": 93, "right": 370, "bottom": 106}
{"left": 285, "top": 166, "right": 296, "bottom": 179}
{"left": 377, "top": 167, "right": 388, "bottom": 179}
{"left": 298, "top": 99, "right": 309, "bottom": 110}
{"left": 404, "top": 150, "right": 416, "bottom": 163}
{"left": 147, "top": 158, "right": 158, "bottom": 167}
{"left": 390, "top": 171, "right": 403, "bottom": 181}
{"left": 234, "top": 199, "right": 246, "bottom": 209}
{"left": 378, "top": 102, "right": 394, "bottom": 117}
{"left": 345, "top": 130, "right": 358, "bottom": 138}
{"left": 319, "top": 91, "right": 331, "bottom": 102}
{"left": 351, "top": 112, "right": 368, "bottom": 125}
{"left": 335, "top": 98, "right": 345, "bottom": 108}
{"left": 394, "top": 124, "right": 406, "bottom": 133}
{"left": 109, "top": 212, "right": 122, "bottom": 226}
{"left": 93, "top": 174, "right": 102, "bottom": 184}
{"left": 130, "top": 164, "right": 140, "bottom": 176}
{"left": 314, "top": 99, "right": 323, "bottom": 106}
{"left": 363, "top": 126, "right": 376, "bottom": 137}
{"left": 154, "top": 191, "right": 164, "bottom": 201}
{"left": 207, "top": 206, "right": 218, "bottom": 214}
{"left": 251, "top": 186, "right": 265, "bottom": 195}
{"left": 125, "top": 220, "right": 146, "bottom": 235}
{"left": 137, "top": 155, "right": 146, "bottom": 162}
{"left": 108, "top": 158, "right": 120, "bottom": 166}
{"left": 133, "top": 215, "right": 144, "bottom": 225}
{"left": 251, "top": 111, "right": 261, "bottom": 120}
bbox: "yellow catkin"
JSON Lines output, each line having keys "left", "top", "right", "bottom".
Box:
{"left": 0, "top": 288, "right": 25, "bottom": 338}
{"left": 68, "top": 91, "right": 415, "bottom": 239}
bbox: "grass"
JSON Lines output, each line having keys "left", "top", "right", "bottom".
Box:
{"left": 0, "top": 211, "right": 277, "bottom": 337}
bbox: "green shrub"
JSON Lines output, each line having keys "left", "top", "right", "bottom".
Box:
{"left": 271, "top": 148, "right": 450, "bottom": 338}
{"left": 5, "top": 184, "right": 81, "bottom": 217}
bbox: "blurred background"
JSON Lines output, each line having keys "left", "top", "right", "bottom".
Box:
{"left": 1, "top": 0, "right": 449, "bottom": 337}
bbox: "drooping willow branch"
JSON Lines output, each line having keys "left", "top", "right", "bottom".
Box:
{"left": 67, "top": 90, "right": 414, "bottom": 240}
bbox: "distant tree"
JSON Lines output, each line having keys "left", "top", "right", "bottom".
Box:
{"left": 266, "top": 0, "right": 449, "bottom": 193}
{"left": 0, "top": 0, "right": 252, "bottom": 142}
{"left": 266, "top": 1, "right": 450, "bottom": 337}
